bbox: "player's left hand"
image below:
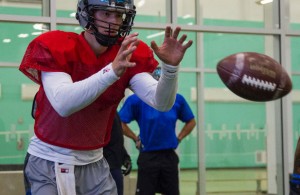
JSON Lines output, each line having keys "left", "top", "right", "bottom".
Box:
{"left": 151, "top": 26, "right": 193, "bottom": 66}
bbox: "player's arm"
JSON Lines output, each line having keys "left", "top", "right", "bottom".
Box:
{"left": 177, "top": 118, "right": 196, "bottom": 142}
{"left": 41, "top": 63, "right": 118, "bottom": 117}
{"left": 130, "top": 26, "right": 192, "bottom": 112}
{"left": 121, "top": 122, "right": 139, "bottom": 142}
{"left": 129, "top": 63, "right": 178, "bottom": 112}
{"left": 121, "top": 122, "right": 141, "bottom": 149}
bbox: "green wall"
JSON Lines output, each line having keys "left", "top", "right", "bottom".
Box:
{"left": 0, "top": 6, "right": 299, "bottom": 169}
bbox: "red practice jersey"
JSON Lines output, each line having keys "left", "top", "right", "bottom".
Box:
{"left": 19, "top": 31, "right": 158, "bottom": 150}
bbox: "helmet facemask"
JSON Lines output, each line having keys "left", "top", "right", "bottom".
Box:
{"left": 77, "top": 0, "right": 136, "bottom": 47}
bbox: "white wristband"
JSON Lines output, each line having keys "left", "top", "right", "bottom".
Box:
{"left": 161, "top": 63, "right": 179, "bottom": 79}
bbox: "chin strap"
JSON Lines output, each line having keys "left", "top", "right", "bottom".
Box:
{"left": 90, "top": 25, "right": 119, "bottom": 47}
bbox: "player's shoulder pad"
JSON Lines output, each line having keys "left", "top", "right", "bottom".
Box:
{"left": 132, "top": 40, "right": 154, "bottom": 58}
{"left": 35, "top": 30, "right": 80, "bottom": 52}
{"left": 129, "top": 40, "right": 158, "bottom": 74}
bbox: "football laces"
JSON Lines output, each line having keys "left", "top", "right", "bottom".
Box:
{"left": 242, "top": 74, "right": 276, "bottom": 91}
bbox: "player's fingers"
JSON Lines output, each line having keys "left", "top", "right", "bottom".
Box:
{"left": 125, "top": 46, "right": 136, "bottom": 56}
{"left": 128, "top": 38, "right": 140, "bottom": 50}
{"left": 172, "top": 26, "right": 181, "bottom": 39}
{"left": 164, "top": 26, "right": 172, "bottom": 38}
{"left": 183, "top": 40, "right": 193, "bottom": 50}
{"left": 120, "top": 33, "right": 138, "bottom": 51}
{"left": 125, "top": 32, "right": 138, "bottom": 39}
{"left": 150, "top": 41, "right": 159, "bottom": 52}
{"left": 118, "top": 59, "right": 136, "bottom": 68}
{"left": 126, "top": 61, "right": 136, "bottom": 67}
{"left": 120, "top": 45, "right": 137, "bottom": 61}
{"left": 123, "top": 38, "right": 138, "bottom": 50}
{"left": 178, "top": 34, "right": 187, "bottom": 44}
{"left": 126, "top": 41, "right": 138, "bottom": 61}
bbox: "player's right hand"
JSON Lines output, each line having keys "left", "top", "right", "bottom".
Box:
{"left": 112, "top": 33, "right": 140, "bottom": 77}
{"left": 135, "top": 136, "right": 141, "bottom": 150}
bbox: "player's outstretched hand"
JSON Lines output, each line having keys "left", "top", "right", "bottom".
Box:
{"left": 151, "top": 26, "right": 193, "bottom": 66}
{"left": 112, "top": 32, "right": 140, "bottom": 77}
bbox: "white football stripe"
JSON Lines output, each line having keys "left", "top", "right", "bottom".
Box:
{"left": 235, "top": 53, "right": 245, "bottom": 71}
{"left": 242, "top": 74, "right": 276, "bottom": 91}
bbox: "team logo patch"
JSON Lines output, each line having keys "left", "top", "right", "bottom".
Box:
{"left": 103, "top": 67, "right": 110, "bottom": 74}
{"left": 60, "top": 168, "right": 69, "bottom": 173}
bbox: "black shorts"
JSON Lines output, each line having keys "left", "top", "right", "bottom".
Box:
{"left": 136, "top": 149, "right": 179, "bottom": 195}
{"left": 290, "top": 182, "right": 300, "bottom": 195}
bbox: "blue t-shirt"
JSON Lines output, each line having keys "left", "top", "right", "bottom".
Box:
{"left": 119, "top": 94, "right": 194, "bottom": 152}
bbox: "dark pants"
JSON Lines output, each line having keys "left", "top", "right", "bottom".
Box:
{"left": 290, "top": 173, "right": 300, "bottom": 195}
{"left": 110, "top": 168, "right": 124, "bottom": 195}
{"left": 136, "top": 149, "right": 179, "bottom": 195}
{"left": 23, "top": 153, "right": 31, "bottom": 195}
{"left": 290, "top": 182, "right": 300, "bottom": 195}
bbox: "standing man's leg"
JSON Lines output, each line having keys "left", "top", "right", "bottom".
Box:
{"left": 23, "top": 153, "right": 32, "bottom": 195}
{"left": 110, "top": 169, "right": 124, "bottom": 195}
{"left": 136, "top": 152, "right": 160, "bottom": 195}
{"left": 159, "top": 150, "right": 179, "bottom": 195}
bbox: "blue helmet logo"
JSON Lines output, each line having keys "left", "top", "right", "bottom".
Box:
{"left": 152, "top": 67, "right": 161, "bottom": 81}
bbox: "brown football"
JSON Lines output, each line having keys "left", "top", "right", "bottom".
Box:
{"left": 216, "top": 52, "right": 292, "bottom": 102}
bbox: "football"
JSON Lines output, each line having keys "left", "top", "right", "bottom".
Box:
{"left": 216, "top": 52, "right": 292, "bottom": 102}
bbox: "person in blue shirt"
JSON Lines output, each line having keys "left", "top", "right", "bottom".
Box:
{"left": 119, "top": 67, "right": 196, "bottom": 195}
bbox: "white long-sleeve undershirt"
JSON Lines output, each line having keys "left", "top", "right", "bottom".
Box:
{"left": 42, "top": 63, "right": 178, "bottom": 117}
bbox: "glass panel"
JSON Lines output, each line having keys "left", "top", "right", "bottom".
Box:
{"left": 56, "top": 0, "right": 77, "bottom": 18}
{"left": 290, "top": 36, "right": 300, "bottom": 72}
{"left": 289, "top": 0, "right": 300, "bottom": 30}
{"left": 290, "top": 35, "right": 300, "bottom": 165}
{"left": 57, "top": 24, "right": 82, "bottom": 34}
{"left": 0, "top": 1, "right": 42, "bottom": 16}
{"left": 178, "top": 72, "right": 198, "bottom": 195}
{"left": 177, "top": 0, "right": 196, "bottom": 25}
{"left": 0, "top": 67, "right": 34, "bottom": 164}
{"left": 0, "top": 22, "right": 49, "bottom": 63}
{"left": 292, "top": 75, "right": 300, "bottom": 150}
{"left": 135, "top": 0, "right": 168, "bottom": 23}
{"left": 202, "top": 33, "right": 280, "bottom": 193}
{"left": 56, "top": 0, "right": 168, "bottom": 23}
{"left": 200, "top": 0, "right": 266, "bottom": 28}
{"left": 204, "top": 33, "right": 266, "bottom": 69}
{"left": 204, "top": 72, "right": 268, "bottom": 193}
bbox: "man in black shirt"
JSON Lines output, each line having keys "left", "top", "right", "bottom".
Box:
{"left": 104, "top": 114, "right": 132, "bottom": 195}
